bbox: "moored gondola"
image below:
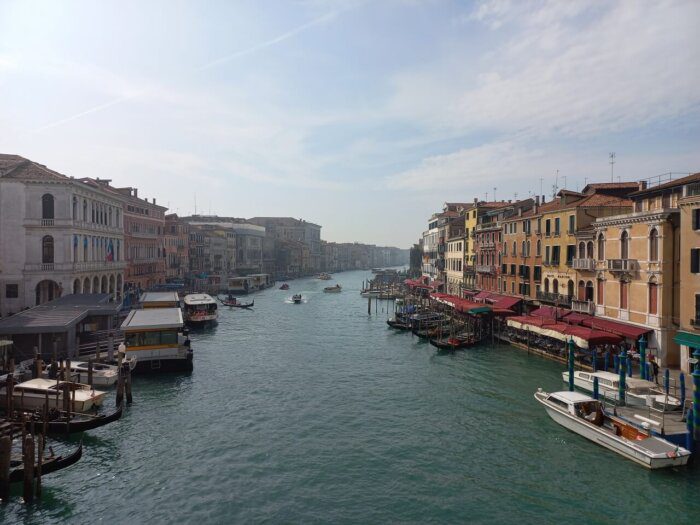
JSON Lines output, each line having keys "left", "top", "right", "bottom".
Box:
{"left": 429, "top": 335, "right": 477, "bottom": 351}
{"left": 9, "top": 440, "right": 83, "bottom": 483}
{"left": 24, "top": 403, "right": 123, "bottom": 435}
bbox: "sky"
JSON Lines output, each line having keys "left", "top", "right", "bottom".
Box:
{"left": 1, "top": 0, "right": 699, "bottom": 247}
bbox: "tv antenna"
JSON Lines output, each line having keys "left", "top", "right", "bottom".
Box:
{"left": 609, "top": 152, "right": 616, "bottom": 182}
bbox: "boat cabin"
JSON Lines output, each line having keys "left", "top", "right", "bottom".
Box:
{"left": 140, "top": 292, "right": 181, "bottom": 309}
{"left": 546, "top": 391, "right": 601, "bottom": 417}
{"left": 121, "top": 308, "right": 184, "bottom": 350}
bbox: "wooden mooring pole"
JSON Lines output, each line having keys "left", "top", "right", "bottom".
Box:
{"left": 0, "top": 435, "right": 10, "bottom": 503}
{"left": 22, "top": 433, "right": 35, "bottom": 503}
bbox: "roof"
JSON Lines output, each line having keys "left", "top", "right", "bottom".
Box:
{"left": 0, "top": 154, "right": 70, "bottom": 181}
{"left": 580, "top": 317, "right": 651, "bottom": 339}
{"left": 550, "top": 391, "right": 594, "bottom": 403}
{"left": 630, "top": 172, "right": 700, "bottom": 197}
{"left": 140, "top": 292, "right": 180, "bottom": 304}
{"left": 582, "top": 182, "right": 642, "bottom": 194}
{"left": 183, "top": 293, "right": 215, "bottom": 305}
{"left": 0, "top": 294, "right": 120, "bottom": 334}
{"left": 121, "top": 308, "right": 183, "bottom": 331}
{"left": 248, "top": 217, "right": 321, "bottom": 229}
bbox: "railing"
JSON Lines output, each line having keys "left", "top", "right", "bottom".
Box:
{"left": 536, "top": 291, "right": 572, "bottom": 306}
{"left": 41, "top": 218, "right": 54, "bottom": 226}
{"left": 25, "top": 260, "right": 126, "bottom": 272}
{"left": 480, "top": 242, "right": 495, "bottom": 249}
{"left": 571, "top": 258, "right": 596, "bottom": 271}
{"left": 607, "top": 259, "right": 638, "bottom": 272}
{"left": 476, "top": 265, "right": 496, "bottom": 274}
{"left": 571, "top": 299, "right": 595, "bottom": 315}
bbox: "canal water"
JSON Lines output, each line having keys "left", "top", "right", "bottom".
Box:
{"left": 4, "top": 270, "right": 700, "bottom": 524}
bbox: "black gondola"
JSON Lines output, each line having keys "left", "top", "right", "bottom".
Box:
{"left": 429, "top": 336, "right": 477, "bottom": 351}
{"left": 386, "top": 318, "right": 411, "bottom": 330}
{"left": 25, "top": 403, "right": 123, "bottom": 435}
{"left": 9, "top": 441, "right": 83, "bottom": 483}
{"left": 219, "top": 296, "right": 254, "bottom": 308}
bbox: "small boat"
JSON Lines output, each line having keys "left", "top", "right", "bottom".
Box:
{"left": 24, "top": 403, "right": 123, "bottom": 435}
{"left": 1, "top": 378, "right": 106, "bottom": 412}
{"left": 292, "top": 294, "right": 303, "bottom": 304}
{"left": 562, "top": 371, "right": 681, "bottom": 410}
{"left": 183, "top": 293, "right": 218, "bottom": 325}
{"left": 279, "top": 283, "right": 290, "bottom": 290}
{"left": 360, "top": 289, "right": 380, "bottom": 298}
{"left": 317, "top": 273, "right": 332, "bottom": 280}
{"left": 323, "top": 284, "right": 342, "bottom": 293}
{"left": 219, "top": 295, "right": 254, "bottom": 308}
{"left": 534, "top": 389, "right": 690, "bottom": 469}
{"left": 42, "top": 360, "right": 119, "bottom": 387}
{"left": 9, "top": 441, "right": 83, "bottom": 483}
{"left": 429, "top": 334, "right": 477, "bottom": 350}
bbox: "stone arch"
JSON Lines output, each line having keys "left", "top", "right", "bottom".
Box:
{"left": 73, "top": 278, "right": 81, "bottom": 294}
{"left": 41, "top": 193, "right": 54, "bottom": 219}
{"left": 567, "top": 279, "right": 574, "bottom": 298}
{"left": 83, "top": 277, "right": 91, "bottom": 293}
{"left": 35, "top": 279, "right": 60, "bottom": 305}
{"left": 93, "top": 276, "right": 100, "bottom": 293}
{"left": 101, "top": 275, "right": 108, "bottom": 293}
{"left": 109, "top": 274, "right": 115, "bottom": 295}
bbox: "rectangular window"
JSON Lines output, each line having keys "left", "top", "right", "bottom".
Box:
{"left": 566, "top": 245, "right": 576, "bottom": 264}
{"left": 597, "top": 280, "right": 604, "bottom": 305}
{"left": 568, "top": 215, "right": 575, "bottom": 233}
{"left": 691, "top": 249, "right": 700, "bottom": 274}
{"left": 510, "top": 264, "right": 516, "bottom": 275}
{"left": 694, "top": 209, "right": 700, "bottom": 230}
{"left": 545, "top": 220, "right": 551, "bottom": 235}
{"left": 534, "top": 266, "right": 541, "bottom": 281}
{"left": 5, "top": 284, "right": 18, "bottom": 298}
{"left": 554, "top": 218, "right": 560, "bottom": 235}
{"left": 552, "top": 246, "right": 561, "bottom": 264}
{"left": 545, "top": 246, "right": 551, "bottom": 264}
{"left": 696, "top": 294, "right": 700, "bottom": 323}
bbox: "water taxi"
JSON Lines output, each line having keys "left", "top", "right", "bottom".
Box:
{"left": 121, "top": 308, "right": 193, "bottom": 373}
{"left": 561, "top": 370, "right": 681, "bottom": 410}
{"left": 292, "top": 294, "right": 303, "bottom": 304}
{"left": 535, "top": 389, "right": 690, "bottom": 469}
{"left": 317, "top": 273, "right": 332, "bottom": 280}
{"left": 1, "top": 378, "right": 106, "bottom": 412}
{"left": 183, "top": 293, "right": 218, "bottom": 325}
{"left": 43, "top": 360, "right": 119, "bottom": 387}
{"left": 323, "top": 284, "right": 342, "bottom": 293}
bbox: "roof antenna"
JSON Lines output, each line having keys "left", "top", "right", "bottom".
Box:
{"left": 609, "top": 152, "right": 616, "bottom": 182}
{"left": 194, "top": 193, "right": 197, "bottom": 215}
{"left": 493, "top": 187, "right": 497, "bottom": 202}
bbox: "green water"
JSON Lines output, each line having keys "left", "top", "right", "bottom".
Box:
{"left": 3, "top": 270, "right": 700, "bottom": 524}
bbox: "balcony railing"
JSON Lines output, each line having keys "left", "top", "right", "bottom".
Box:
{"left": 607, "top": 259, "right": 638, "bottom": 272}
{"left": 25, "top": 261, "right": 126, "bottom": 273}
{"left": 480, "top": 242, "right": 495, "bottom": 249}
{"left": 463, "top": 265, "right": 476, "bottom": 275}
{"left": 536, "top": 291, "right": 572, "bottom": 306}
{"left": 571, "top": 299, "right": 595, "bottom": 315}
{"left": 571, "top": 258, "right": 596, "bottom": 271}
{"left": 476, "top": 264, "right": 496, "bottom": 274}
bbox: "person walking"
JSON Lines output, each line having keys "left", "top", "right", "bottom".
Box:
{"left": 649, "top": 354, "right": 659, "bottom": 384}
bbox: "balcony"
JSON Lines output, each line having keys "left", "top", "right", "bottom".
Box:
{"left": 536, "top": 291, "right": 572, "bottom": 306}
{"left": 571, "top": 258, "right": 596, "bottom": 271}
{"left": 571, "top": 299, "right": 595, "bottom": 315}
{"left": 476, "top": 265, "right": 496, "bottom": 274}
{"left": 606, "top": 259, "right": 638, "bottom": 273}
{"left": 25, "top": 261, "right": 126, "bottom": 273}
{"left": 463, "top": 265, "right": 476, "bottom": 275}
{"left": 480, "top": 242, "right": 495, "bottom": 249}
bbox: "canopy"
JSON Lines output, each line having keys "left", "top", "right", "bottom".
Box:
{"left": 507, "top": 315, "right": 622, "bottom": 349}
{"left": 580, "top": 318, "right": 651, "bottom": 340}
{"left": 487, "top": 294, "right": 522, "bottom": 310}
{"left": 562, "top": 312, "right": 592, "bottom": 325}
{"left": 474, "top": 291, "right": 494, "bottom": 301}
{"left": 430, "top": 293, "right": 492, "bottom": 315}
{"left": 529, "top": 305, "right": 571, "bottom": 319}
{"left": 674, "top": 331, "right": 700, "bottom": 348}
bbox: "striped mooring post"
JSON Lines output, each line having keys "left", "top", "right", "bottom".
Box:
{"left": 618, "top": 349, "right": 627, "bottom": 405}
{"left": 638, "top": 336, "right": 647, "bottom": 380}
{"left": 593, "top": 376, "right": 599, "bottom": 400}
{"left": 568, "top": 338, "right": 575, "bottom": 392}
{"left": 693, "top": 349, "right": 700, "bottom": 442}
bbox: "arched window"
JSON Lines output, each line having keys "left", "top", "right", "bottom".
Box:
{"left": 521, "top": 241, "right": 526, "bottom": 256}
{"left": 649, "top": 280, "right": 658, "bottom": 315}
{"left": 72, "top": 196, "right": 78, "bottom": 220}
{"left": 578, "top": 280, "right": 585, "bottom": 300}
{"left": 41, "top": 194, "right": 54, "bottom": 219}
{"left": 504, "top": 243, "right": 508, "bottom": 256}
{"left": 83, "top": 200, "right": 88, "bottom": 221}
{"left": 567, "top": 280, "right": 574, "bottom": 298}
{"left": 585, "top": 281, "right": 594, "bottom": 302}
{"left": 526, "top": 240, "right": 531, "bottom": 257}
{"left": 553, "top": 279, "right": 559, "bottom": 295}
{"left": 42, "top": 235, "right": 54, "bottom": 263}
{"left": 536, "top": 239, "right": 541, "bottom": 256}
{"left": 512, "top": 241, "right": 517, "bottom": 256}
{"left": 586, "top": 241, "right": 594, "bottom": 259}
{"left": 578, "top": 242, "right": 586, "bottom": 259}
{"left": 649, "top": 228, "right": 659, "bottom": 261}
{"left": 544, "top": 278, "right": 550, "bottom": 293}
{"left": 621, "top": 231, "right": 629, "bottom": 260}
{"left": 597, "top": 233, "right": 605, "bottom": 261}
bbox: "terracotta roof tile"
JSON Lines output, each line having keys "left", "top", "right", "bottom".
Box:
{"left": 0, "top": 154, "right": 69, "bottom": 181}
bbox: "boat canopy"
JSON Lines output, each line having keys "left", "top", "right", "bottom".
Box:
{"left": 121, "top": 308, "right": 184, "bottom": 331}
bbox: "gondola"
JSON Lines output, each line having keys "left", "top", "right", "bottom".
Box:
{"left": 9, "top": 440, "right": 83, "bottom": 483}
{"left": 386, "top": 316, "right": 411, "bottom": 330}
{"left": 429, "top": 336, "right": 476, "bottom": 351}
{"left": 219, "top": 296, "right": 254, "bottom": 308}
{"left": 279, "top": 284, "right": 290, "bottom": 290}
{"left": 24, "top": 403, "right": 123, "bottom": 435}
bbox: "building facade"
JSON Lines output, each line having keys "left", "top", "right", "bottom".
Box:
{"left": 248, "top": 217, "right": 321, "bottom": 275}
{"left": 164, "top": 214, "right": 189, "bottom": 282}
{"left": 0, "top": 156, "right": 126, "bottom": 317}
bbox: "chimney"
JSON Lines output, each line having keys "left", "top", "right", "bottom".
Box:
{"left": 133, "top": 188, "right": 138, "bottom": 198}
{"left": 638, "top": 181, "right": 647, "bottom": 191}
{"left": 152, "top": 198, "right": 156, "bottom": 204}
{"left": 541, "top": 194, "right": 546, "bottom": 203}
{"left": 518, "top": 207, "right": 522, "bottom": 217}
{"left": 535, "top": 195, "right": 540, "bottom": 206}
{"left": 473, "top": 197, "right": 478, "bottom": 205}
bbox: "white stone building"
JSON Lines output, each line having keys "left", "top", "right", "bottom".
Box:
{"left": 0, "top": 155, "right": 126, "bottom": 317}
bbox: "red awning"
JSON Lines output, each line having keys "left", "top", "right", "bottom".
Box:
{"left": 562, "top": 326, "right": 623, "bottom": 346}
{"left": 474, "top": 291, "right": 494, "bottom": 301}
{"left": 487, "top": 294, "right": 522, "bottom": 311}
{"left": 580, "top": 318, "right": 651, "bottom": 340}
{"left": 529, "top": 306, "right": 571, "bottom": 319}
{"left": 429, "top": 293, "right": 492, "bottom": 314}
{"left": 562, "top": 312, "right": 592, "bottom": 325}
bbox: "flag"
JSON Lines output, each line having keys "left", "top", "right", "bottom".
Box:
{"left": 106, "top": 240, "right": 114, "bottom": 262}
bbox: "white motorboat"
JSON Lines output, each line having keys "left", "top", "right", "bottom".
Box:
{"left": 292, "top": 294, "right": 303, "bottom": 304}
{"left": 535, "top": 389, "right": 690, "bottom": 469}
{"left": 562, "top": 370, "right": 681, "bottom": 410}
{"left": 1, "top": 378, "right": 106, "bottom": 412}
{"left": 183, "top": 293, "right": 218, "bottom": 325}
{"left": 43, "top": 360, "right": 119, "bottom": 387}
{"left": 360, "top": 289, "right": 380, "bottom": 298}
{"left": 323, "top": 284, "right": 342, "bottom": 293}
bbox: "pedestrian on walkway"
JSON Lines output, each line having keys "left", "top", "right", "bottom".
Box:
{"left": 649, "top": 354, "right": 659, "bottom": 384}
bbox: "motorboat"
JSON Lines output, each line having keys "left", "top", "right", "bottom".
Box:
{"left": 535, "top": 389, "right": 690, "bottom": 469}
{"left": 279, "top": 283, "right": 290, "bottom": 290}
{"left": 317, "top": 273, "right": 332, "bottom": 280}
{"left": 323, "top": 284, "right": 342, "bottom": 293}
{"left": 292, "top": 294, "right": 303, "bottom": 304}
{"left": 43, "top": 360, "right": 119, "bottom": 387}
{"left": 561, "top": 370, "right": 681, "bottom": 410}
{"left": 183, "top": 293, "right": 218, "bottom": 325}
{"left": 121, "top": 308, "right": 193, "bottom": 373}
{"left": 1, "top": 378, "right": 106, "bottom": 412}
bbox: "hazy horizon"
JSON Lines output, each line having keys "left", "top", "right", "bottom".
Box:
{"left": 1, "top": 0, "right": 699, "bottom": 247}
